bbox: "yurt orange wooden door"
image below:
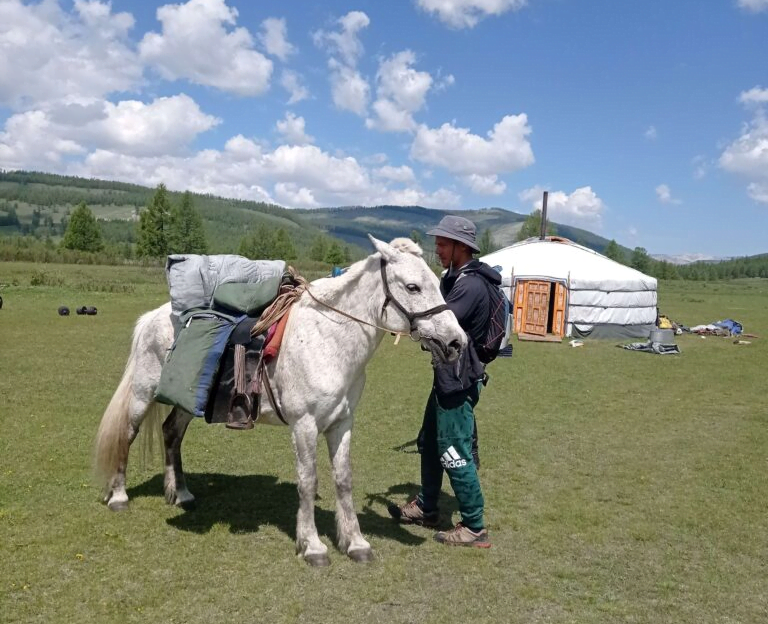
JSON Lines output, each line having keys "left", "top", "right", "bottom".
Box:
{"left": 551, "top": 282, "right": 567, "bottom": 336}
{"left": 518, "top": 280, "right": 550, "bottom": 335}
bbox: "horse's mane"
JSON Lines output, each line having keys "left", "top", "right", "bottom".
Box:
{"left": 389, "top": 237, "right": 423, "bottom": 257}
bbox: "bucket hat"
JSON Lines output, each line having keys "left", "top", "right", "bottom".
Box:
{"left": 426, "top": 215, "right": 480, "bottom": 252}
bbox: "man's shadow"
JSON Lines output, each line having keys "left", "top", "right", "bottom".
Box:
{"left": 128, "top": 474, "right": 455, "bottom": 546}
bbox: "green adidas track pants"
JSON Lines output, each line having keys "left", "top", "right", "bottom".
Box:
{"left": 417, "top": 381, "right": 485, "bottom": 529}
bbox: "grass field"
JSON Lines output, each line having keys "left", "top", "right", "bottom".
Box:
{"left": 1, "top": 262, "right": 767, "bottom": 624}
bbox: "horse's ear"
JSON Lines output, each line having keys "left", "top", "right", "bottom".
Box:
{"left": 368, "top": 234, "right": 399, "bottom": 261}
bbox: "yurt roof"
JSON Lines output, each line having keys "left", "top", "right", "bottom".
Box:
{"left": 481, "top": 237, "right": 657, "bottom": 292}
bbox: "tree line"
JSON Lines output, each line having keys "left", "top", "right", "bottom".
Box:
{"left": 603, "top": 240, "right": 768, "bottom": 280}
{"left": 2, "top": 182, "right": 355, "bottom": 267}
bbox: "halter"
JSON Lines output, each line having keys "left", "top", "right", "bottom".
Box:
{"left": 303, "top": 257, "right": 450, "bottom": 338}
{"left": 379, "top": 258, "right": 449, "bottom": 333}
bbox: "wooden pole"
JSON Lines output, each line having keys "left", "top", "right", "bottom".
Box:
{"left": 539, "top": 191, "right": 549, "bottom": 240}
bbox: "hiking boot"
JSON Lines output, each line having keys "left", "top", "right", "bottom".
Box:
{"left": 387, "top": 499, "right": 439, "bottom": 527}
{"left": 434, "top": 523, "right": 491, "bottom": 548}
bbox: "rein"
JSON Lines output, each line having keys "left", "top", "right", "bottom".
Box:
{"left": 303, "top": 257, "right": 449, "bottom": 341}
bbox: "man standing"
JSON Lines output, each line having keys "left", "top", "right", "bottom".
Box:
{"left": 388, "top": 215, "right": 501, "bottom": 548}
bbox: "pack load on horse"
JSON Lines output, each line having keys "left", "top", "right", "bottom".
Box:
{"left": 94, "top": 236, "right": 466, "bottom": 566}
{"left": 154, "top": 254, "right": 293, "bottom": 430}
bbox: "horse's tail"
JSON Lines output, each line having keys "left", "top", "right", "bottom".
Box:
{"left": 94, "top": 307, "right": 165, "bottom": 491}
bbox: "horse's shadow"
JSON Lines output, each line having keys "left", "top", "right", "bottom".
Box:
{"left": 128, "top": 474, "right": 454, "bottom": 546}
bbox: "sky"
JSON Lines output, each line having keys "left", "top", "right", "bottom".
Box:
{"left": 1, "top": 0, "right": 767, "bottom": 257}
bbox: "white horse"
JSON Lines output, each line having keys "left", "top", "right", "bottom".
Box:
{"left": 95, "top": 236, "right": 465, "bottom": 566}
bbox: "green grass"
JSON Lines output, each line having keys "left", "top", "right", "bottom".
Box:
{"left": 1, "top": 264, "right": 767, "bottom": 623}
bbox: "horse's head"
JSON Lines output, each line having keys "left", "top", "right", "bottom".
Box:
{"left": 369, "top": 235, "right": 466, "bottom": 363}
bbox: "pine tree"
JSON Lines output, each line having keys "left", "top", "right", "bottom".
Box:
{"left": 604, "top": 239, "right": 624, "bottom": 263}
{"left": 136, "top": 184, "right": 172, "bottom": 258}
{"left": 272, "top": 228, "right": 297, "bottom": 260}
{"left": 478, "top": 228, "right": 496, "bottom": 255}
{"left": 168, "top": 191, "right": 207, "bottom": 254}
{"left": 238, "top": 223, "right": 276, "bottom": 259}
{"left": 630, "top": 247, "right": 651, "bottom": 273}
{"left": 516, "top": 209, "right": 556, "bottom": 241}
{"left": 61, "top": 202, "right": 103, "bottom": 252}
{"left": 309, "top": 235, "right": 328, "bottom": 261}
{"left": 324, "top": 241, "right": 346, "bottom": 265}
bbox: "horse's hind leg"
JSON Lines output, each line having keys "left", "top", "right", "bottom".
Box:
{"left": 292, "top": 418, "right": 330, "bottom": 567}
{"left": 325, "top": 419, "right": 373, "bottom": 563}
{"left": 103, "top": 393, "right": 154, "bottom": 511}
{"left": 162, "top": 408, "right": 195, "bottom": 509}
{"left": 104, "top": 420, "right": 140, "bottom": 512}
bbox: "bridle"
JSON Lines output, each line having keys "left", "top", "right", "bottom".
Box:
{"left": 378, "top": 258, "right": 449, "bottom": 334}
{"left": 304, "top": 257, "right": 450, "bottom": 338}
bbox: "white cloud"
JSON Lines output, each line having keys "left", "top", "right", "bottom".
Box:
{"left": 259, "top": 17, "right": 295, "bottom": 61}
{"left": 0, "top": 0, "right": 141, "bottom": 109}
{"left": 747, "top": 183, "right": 768, "bottom": 203}
{"left": 719, "top": 112, "right": 768, "bottom": 183}
{"left": 692, "top": 155, "right": 708, "bottom": 180}
{"left": 737, "top": 0, "right": 768, "bottom": 13}
{"left": 0, "top": 110, "right": 85, "bottom": 170}
{"left": 374, "top": 165, "right": 416, "bottom": 183}
{"left": 139, "top": 0, "right": 273, "bottom": 96}
{"left": 0, "top": 94, "right": 219, "bottom": 168}
{"left": 313, "top": 11, "right": 370, "bottom": 66}
{"left": 275, "top": 182, "right": 319, "bottom": 208}
{"left": 314, "top": 12, "right": 372, "bottom": 116}
{"left": 46, "top": 137, "right": 459, "bottom": 209}
{"left": 655, "top": 184, "right": 682, "bottom": 205}
{"left": 644, "top": 125, "right": 657, "bottom": 140}
{"left": 463, "top": 174, "right": 506, "bottom": 195}
{"left": 416, "top": 0, "right": 527, "bottom": 28}
{"left": 275, "top": 112, "right": 314, "bottom": 145}
{"left": 366, "top": 51, "right": 433, "bottom": 133}
{"left": 719, "top": 87, "right": 768, "bottom": 200}
{"left": 519, "top": 185, "right": 605, "bottom": 227}
{"left": 410, "top": 114, "right": 534, "bottom": 177}
{"left": 329, "top": 62, "right": 370, "bottom": 116}
{"left": 739, "top": 86, "right": 768, "bottom": 105}
{"left": 280, "top": 70, "right": 309, "bottom": 104}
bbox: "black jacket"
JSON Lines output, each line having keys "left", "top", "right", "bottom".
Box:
{"left": 441, "top": 260, "right": 502, "bottom": 347}
{"left": 432, "top": 260, "right": 501, "bottom": 396}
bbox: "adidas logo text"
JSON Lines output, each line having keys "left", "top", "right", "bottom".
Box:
{"left": 440, "top": 446, "right": 468, "bottom": 469}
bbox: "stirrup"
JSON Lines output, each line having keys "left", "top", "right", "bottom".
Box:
{"left": 226, "top": 392, "right": 254, "bottom": 430}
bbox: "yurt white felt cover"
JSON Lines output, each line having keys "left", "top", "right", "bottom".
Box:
{"left": 481, "top": 238, "right": 657, "bottom": 339}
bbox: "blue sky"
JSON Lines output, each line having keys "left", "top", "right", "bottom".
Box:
{"left": 1, "top": 0, "right": 766, "bottom": 257}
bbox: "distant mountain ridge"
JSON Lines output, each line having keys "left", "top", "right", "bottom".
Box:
{"left": 651, "top": 253, "right": 729, "bottom": 265}
{"left": 294, "top": 205, "right": 629, "bottom": 256}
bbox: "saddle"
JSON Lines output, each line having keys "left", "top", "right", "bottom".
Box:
{"left": 155, "top": 254, "right": 303, "bottom": 430}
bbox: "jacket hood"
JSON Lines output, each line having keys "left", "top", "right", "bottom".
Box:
{"left": 460, "top": 259, "right": 502, "bottom": 286}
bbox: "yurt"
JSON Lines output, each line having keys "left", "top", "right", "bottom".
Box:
{"left": 481, "top": 237, "right": 657, "bottom": 339}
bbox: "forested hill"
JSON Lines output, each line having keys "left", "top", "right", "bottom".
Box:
{"left": 2, "top": 170, "right": 768, "bottom": 280}
{"left": 0, "top": 169, "right": 620, "bottom": 257}
{"left": 0, "top": 170, "right": 327, "bottom": 255}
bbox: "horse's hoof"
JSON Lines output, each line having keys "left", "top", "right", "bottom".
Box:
{"left": 176, "top": 499, "right": 196, "bottom": 511}
{"left": 348, "top": 548, "right": 374, "bottom": 563}
{"left": 304, "top": 553, "right": 331, "bottom": 567}
{"left": 107, "top": 500, "right": 129, "bottom": 512}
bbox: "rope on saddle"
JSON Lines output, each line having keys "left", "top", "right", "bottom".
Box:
{"left": 248, "top": 266, "right": 308, "bottom": 426}
{"left": 249, "top": 266, "right": 308, "bottom": 338}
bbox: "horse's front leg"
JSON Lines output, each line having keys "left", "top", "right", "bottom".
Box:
{"left": 291, "top": 418, "right": 329, "bottom": 567}
{"left": 325, "top": 418, "right": 373, "bottom": 562}
{"left": 162, "top": 408, "right": 195, "bottom": 509}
